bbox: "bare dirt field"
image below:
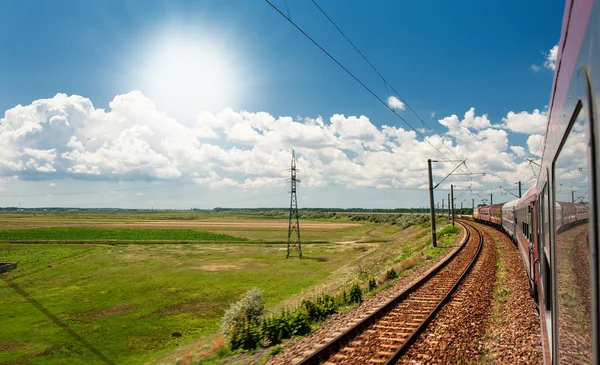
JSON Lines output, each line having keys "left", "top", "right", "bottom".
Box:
{"left": 95, "top": 220, "right": 360, "bottom": 230}
{"left": 0, "top": 219, "right": 360, "bottom": 230}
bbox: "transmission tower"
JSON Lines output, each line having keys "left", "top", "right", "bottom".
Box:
{"left": 287, "top": 150, "right": 302, "bottom": 258}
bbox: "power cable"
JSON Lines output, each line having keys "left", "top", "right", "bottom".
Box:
{"left": 265, "top": 0, "right": 461, "bottom": 168}
{"left": 309, "top": 0, "right": 473, "bottom": 176}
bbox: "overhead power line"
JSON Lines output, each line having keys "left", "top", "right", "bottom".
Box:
{"left": 309, "top": 0, "right": 472, "bottom": 176}
{"left": 264, "top": 0, "right": 461, "bottom": 169}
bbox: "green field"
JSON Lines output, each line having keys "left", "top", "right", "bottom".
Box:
{"left": 1, "top": 243, "right": 373, "bottom": 364}
{"left": 0, "top": 211, "right": 454, "bottom": 365}
{"left": 0, "top": 227, "right": 246, "bottom": 242}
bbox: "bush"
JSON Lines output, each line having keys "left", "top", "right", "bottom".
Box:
{"left": 302, "top": 294, "right": 336, "bottom": 322}
{"left": 349, "top": 283, "right": 362, "bottom": 303}
{"left": 386, "top": 268, "right": 398, "bottom": 279}
{"left": 262, "top": 315, "right": 284, "bottom": 346}
{"left": 221, "top": 288, "right": 265, "bottom": 350}
{"left": 261, "top": 309, "right": 312, "bottom": 346}
{"left": 230, "top": 320, "right": 261, "bottom": 350}
{"left": 368, "top": 278, "right": 377, "bottom": 291}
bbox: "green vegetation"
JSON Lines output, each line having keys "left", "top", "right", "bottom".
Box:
{"left": 0, "top": 210, "right": 463, "bottom": 365}
{"left": 349, "top": 283, "right": 363, "bottom": 303}
{"left": 368, "top": 277, "right": 378, "bottom": 291}
{"left": 0, "top": 242, "right": 368, "bottom": 365}
{"left": 0, "top": 227, "right": 246, "bottom": 242}
{"left": 221, "top": 289, "right": 265, "bottom": 350}
{"left": 386, "top": 268, "right": 398, "bottom": 280}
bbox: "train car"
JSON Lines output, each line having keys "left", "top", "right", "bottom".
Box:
{"left": 501, "top": 199, "right": 518, "bottom": 238}
{"left": 473, "top": 205, "right": 480, "bottom": 220}
{"left": 533, "top": 0, "right": 598, "bottom": 362}
{"left": 479, "top": 205, "right": 491, "bottom": 222}
{"left": 514, "top": 186, "right": 538, "bottom": 300}
{"left": 576, "top": 202, "right": 588, "bottom": 221}
{"left": 489, "top": 203, "right": 505, "bottom": 226}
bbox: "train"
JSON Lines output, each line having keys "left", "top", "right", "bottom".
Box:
{"left": 473, "top": 0, "right": 598, "bottom": 363}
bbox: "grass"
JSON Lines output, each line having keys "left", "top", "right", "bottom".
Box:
{"left": 0, "top": 242, "right": 372, "bottom": 365}
{"left": 0, "top": 211, "right": 460, "bottom": 365}
{"left": 479, "top": 226, "right": 505, "bottom": 364}
{"left": 0, "top": 227, "right": 246, "bottom": 242}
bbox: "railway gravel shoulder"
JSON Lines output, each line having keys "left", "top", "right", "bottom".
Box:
{"left": 267, "top": 225, "right": 468, "bottom": 365}
{"left": 397, "top": 220, "right": 496, "bottom": 364}
{"left": 479, "top": 225, "right": 542, "bottom": 364}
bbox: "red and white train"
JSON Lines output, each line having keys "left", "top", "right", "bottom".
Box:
{"left": 474, "top": 0, "right": 598, "bottom": 363}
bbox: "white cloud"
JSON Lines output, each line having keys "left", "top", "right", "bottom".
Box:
{"left": 527, "top": 134, "right": 545, "bottom": 156}
{"left": 503, "top": 109, "right": 547, "bottom": 134}
{"left": 0, "top": 92, "right": 543, "bottom": 192}
{"left": 387, "top": 96, "right": 405, "bottom": 110}
{"left": 430, "top": 111, "right": 435, "bottom": 118}
{"left": 530, "top": 64, "right": 541, "bottom": 72}
{"left": 544, "top": 44, "right": 558, "bottom": 70}
{"left": 49, "top": 182, "right": 56, "bottom": 187}
{"left": 135, "top": 192, "right": 144, "bottom": 196}
{"left": 510, "top": 146, "right": 526, "bottom": 158}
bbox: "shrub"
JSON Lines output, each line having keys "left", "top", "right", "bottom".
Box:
{"left": 286, "top": 310, "right": 311, "bottom": 337}
{"left": 230, "top": 320, "right": 261, "bottom": 350}
{"left": 349, "top": 283, "right": 362, "bottom": 303}
{"left": 386, "top": 268, "right": 398, "bottom": 280}
{"left": 221, "top": 288, "right": 265, "bottom": 350}
{"left": 368, "top": 278, "right": 377, "bottom": 291}
{"left": 302, "top": 294, "right": 336, "bottom": 322}
{"left": 261, "top": 308, "right": 312, "bottom": 346}
{"left": 262, "top": 316, "right": 285, "bottom": 345}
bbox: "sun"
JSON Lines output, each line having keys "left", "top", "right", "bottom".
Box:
{"left": 133, "top": 25, "right": 243, "bottom": 117}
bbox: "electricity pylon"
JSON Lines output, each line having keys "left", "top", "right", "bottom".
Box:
{"left": 287, "top": 150, "right": 302, "bottom": 258}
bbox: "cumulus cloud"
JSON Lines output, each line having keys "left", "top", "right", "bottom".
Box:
{"left": 509, "top": 146, "right": 526, "bottom": 158}
{"left": 0, "top": 92, "right": 543, "bottom": 191}
{"left": 387, "top": 96, "right": 405, "bottom": 110}
{"left": 530, "top": 64, "right": 541, "bottom": 72}
{"left": 544, "top": 44, "right": 558, "bottom": 70}
{"left": 502, "top": 109, "right": 547, "bottom": 134}
{"left": 527, "top": 134, "right": 545, "bottom": 156}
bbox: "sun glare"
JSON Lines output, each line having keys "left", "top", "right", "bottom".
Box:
{"left": 134, "top": 26, "right": 242, "bottom": 116}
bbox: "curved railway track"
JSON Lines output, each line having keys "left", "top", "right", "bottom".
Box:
{"left": 297, "top": 220, "right": 484, "bottom": 365}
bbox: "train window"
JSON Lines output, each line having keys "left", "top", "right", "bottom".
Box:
{"left": 552, "top": 107, "right": 592, "bottom": 363}
{"left": 542, "top": 183, "right": 552, "bottom": 312}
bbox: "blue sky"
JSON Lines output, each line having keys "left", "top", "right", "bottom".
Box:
{"left": 0, "top": 0, "right": 564, "bottom": 209}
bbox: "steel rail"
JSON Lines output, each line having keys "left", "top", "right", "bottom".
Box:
{"left": 382, "top": 220, "right": 484, "bottom": 364}
{"left": 297, "top": 220, "right": 482, "bottom": 364}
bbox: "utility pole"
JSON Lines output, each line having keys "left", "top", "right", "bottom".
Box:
{"left": 451, "top": 184, "right": 455, "bottom": 226}
{"left": 460, "top": 201, "right": 463, "bottom": 210}
{"left": 436, "top": 201, "right": 439, "bottom": 213}
{"left": 287, "top": 150, "right": 302, "bottom": 258}
{"left": 441, "top": 199, "right": 445, "bottom": 216}
{"left": 518, "top": 181, "right": 522, "bottom": 198}
{"left": 572, "top": 191, "right": 575, "bottom": 203}
{"left": 427, "top": 159, "right": 437, "bottom": 248}
{"left": 490, "top": 193, "right": 493, "bottom": 205}
{"left": 448, "top": 193, "right": 451, "bottom": 219}
{"left": 472, "top": 198, "right": 475, "bottom": 210}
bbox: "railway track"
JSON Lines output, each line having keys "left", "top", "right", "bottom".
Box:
{"left": 297, "top": 220, "right": 484, "bottom": 365}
